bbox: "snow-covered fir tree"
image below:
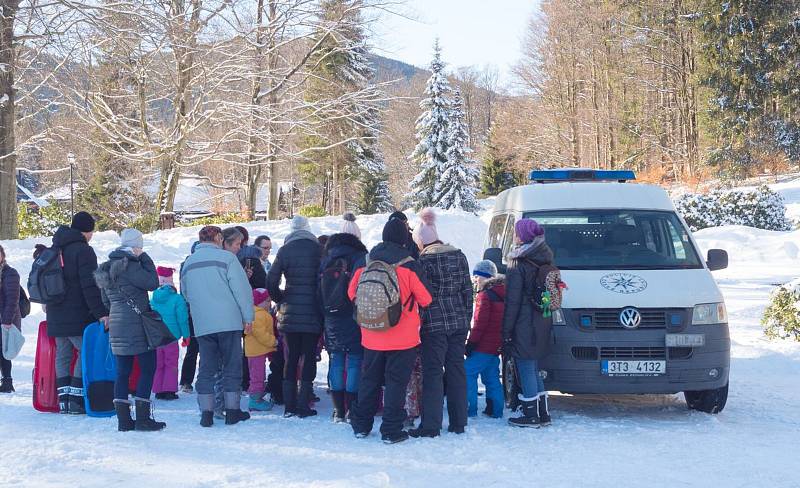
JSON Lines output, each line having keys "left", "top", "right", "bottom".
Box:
{"left": 436, "top": 88, "right": 479, "bottom": 212}
{"left": 408, "top": 40, "right": 452, "bottom": 210}
{"left": 354, "top": 107, "right": 393, "bottom": 214}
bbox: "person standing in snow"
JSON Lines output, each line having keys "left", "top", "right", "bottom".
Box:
{"left": 320, "top": 212, "right": 368, "bottom": 422}
{"left": 0, "top": 245, "right": 21, "bottom": 393}
{"left": 150, "top": 266, "right": 190, "bottom": 401}
{"left": 47, "top": 212, "right": 109, "bottom": 415}
{"left": 181, "top": 226, "right": 254, "bottom": 427}
{"left": 254, "top": 236, "right": 273, "bottom": 274}
{"left": 94, "top": 229, "right": 165, "bottom": 431}
{"left": 409, "top": 208, "right": 473, "bottom": 438}
{"left": 349, "top": 218, "right": 432, "bottom": 444}
{"left": 245, "top": 288, "right": 277, "bottom": 412}
{"left": 465, "top": 260, "right": 505, "bottom": 419}
{"left": 266, "top": 215, "right": 323, "bottom": 418}
{"left": 503, "top": 219, "right": 562, "bottom": 428}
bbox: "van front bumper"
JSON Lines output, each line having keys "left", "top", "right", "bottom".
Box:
{"left": 540, "top": 322, "right": 731, "bottom": 395}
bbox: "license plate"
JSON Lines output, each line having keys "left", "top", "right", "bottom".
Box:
{"left": 665, "top": 334, "right": 705, "bottom": 347}
{"left": 601, "top": 360, "right": 665, "bottom": 376}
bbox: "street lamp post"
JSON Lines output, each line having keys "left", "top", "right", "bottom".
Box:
{"left": 67, "top": 152, "right": 76, "bottom": 215}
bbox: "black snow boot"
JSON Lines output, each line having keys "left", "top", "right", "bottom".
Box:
{"left": 382, "top": 431, "right": 410, "bottom": 444}
{"left": 296, "top": 381, "right": 318, "bottom": 418}
{"left": 0, "top": 377, "right": 14, "bottom": 393}
{"left": 114, "top": 399, "right": 135, "bottom": 432}
{"left": 408, "top": 427, "right": 441, "bottom": 438}
{"left": 57, "top": 376, "right": 71, "bottom": 414}
{"left": 508, "top": 397, "right": 542, "bottom": 428}
{"left": 482, "top": 398, "right": 494, "bottom": 417}
{"left": 224, "top": 391, "right": 250, "bottom": 425}
{"left": 198, "top": 393, "right": 214, "bottom": 427}
{"left": 345, "top": 392, "right": 358, "bottom": 423}
{"left": 134, "top": 398, "right": 166, "bottom": 431}
{"left": 68, "top": 377, "right": 85, "bottom": 415}
{"left": 331, "top": 390, "right": 346, "bottom": 423}
{"left": 282, "top": 380, "right": 298, "bottom": 418}
{"left": 538, "top": 393, "right": 551, "bottom": 426}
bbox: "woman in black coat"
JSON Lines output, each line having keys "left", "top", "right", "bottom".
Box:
{"left": 95, "top": 229, "right": 165, "bottom": 432}
{"left": 0, "top": 245, "right": 21, "bottom": 393}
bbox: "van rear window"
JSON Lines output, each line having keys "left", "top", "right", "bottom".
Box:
{"left": 523, "top": 210, "right": 703, "bottom": 270}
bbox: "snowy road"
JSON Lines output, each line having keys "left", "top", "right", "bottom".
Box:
{"left": 1, "top": 213, "right": 799, "bottom": 487}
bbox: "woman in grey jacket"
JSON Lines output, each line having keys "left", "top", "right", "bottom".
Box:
{"left": 95, "top": 229, "right": 165, "bottom": 432}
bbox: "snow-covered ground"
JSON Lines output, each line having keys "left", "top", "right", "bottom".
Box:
{"left": 1, "top": 199, "right": 799, "bottom": 487}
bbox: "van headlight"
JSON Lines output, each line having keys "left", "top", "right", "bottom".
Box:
{"left": 552, "top": 308, "right": 566, "bottom": 326}
{"left": 692, "top": 303, "right": 727, "bottom": 325}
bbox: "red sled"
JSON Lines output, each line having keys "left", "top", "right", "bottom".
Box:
{"left": 33, "top": 321, "right": 77, "bottom": 413}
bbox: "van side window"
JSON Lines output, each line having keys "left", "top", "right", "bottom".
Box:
{"left": 501, "top": 215, "right": 517, "bottom": 264}
{"left": 487, "top": 214, "right": 508, "bottom": 249}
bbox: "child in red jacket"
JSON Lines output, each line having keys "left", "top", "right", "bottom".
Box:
{"left": 465, "top": 260, "right": 505, "bottom": 418}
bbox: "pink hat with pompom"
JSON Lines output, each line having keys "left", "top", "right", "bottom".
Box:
{"left": 412, "top": 207, "right": 440, "bottom": 248}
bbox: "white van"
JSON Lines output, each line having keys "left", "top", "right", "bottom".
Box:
{"left": 484, "top": 170, "right": 730, "bottom": 413}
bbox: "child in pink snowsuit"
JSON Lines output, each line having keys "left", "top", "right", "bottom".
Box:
{"left": 150, "top": 267, "right": 190, "bottom": 400}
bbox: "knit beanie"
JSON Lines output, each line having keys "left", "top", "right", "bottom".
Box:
{"left": 388, "top": 210, "right": 408, "bottom": 223}
{"left": 70, "top": 211, "right": 95, "bottom": 233}
{"left": 291, "top": 215, "right": 310, "bottom": 232}
{"left": 412, "top": 207, "right": 439, "bottom": 248}
{"left": 473, "top": 260, "right": 498, "bottom": 279}
{"left": 515, "top": 218, "right": 545, "bottom": 244}
{"left": 340, "top": 212, "right": 361, "bottom": 239}
{"left": 382, "top": 218, "right": 408, "bottom": 246}
{"left": 157, "top": 266, "right": 174, "bottom": 286}
{"left": 252, "top": 288, "right": 270, "bottom": 307}
{"left": 120, "top": 228, "right": 144, "bottom": 249}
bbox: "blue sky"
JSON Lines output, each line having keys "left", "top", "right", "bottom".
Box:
{"left": 373, "top": 0, "right": 541, "bottom": 84}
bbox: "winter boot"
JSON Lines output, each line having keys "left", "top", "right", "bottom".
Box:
{"left": 331, "top": 390, "right": 346, "bottom": 423}
{"left": 345, "top": 392, "right": 358, "bottom": 423}
{"left": 68, "top": 377, "right": 86, "bottom": 415}
{"left": 508, "top": 396, "right": 542, "bottom": 428}
{"left": 447, "top": 425, "right": 465, "bottom": 435}
{"left": 282, "top": 380, "right": 298, "bottom": 418}
{"left": 113, "top": 399, "right": 135, "bottom": 432}
{"left": 482, "top": 398, "right": 494, "bottom": 417}
{"left": 408, "top": 427, "right": 440, "bottom": 438}
{"left": 134, "top": 398, "right": 166, "bottom": 431}
{"left": 296, "top": 381, "right": 318, "bottom": 418}
{"left": 538, "top": 393, "right": 552, "bottom": 426}
{"left": 248, "top": 393, "right": 273, "bottom": 412}
{"left": 198, "top": 393, "right": 215, "bottom": 427}
{"left": 224, "top": 391, "right": 251, "bottom": 425}
{"left": 0, "top": 377, "right": 14, "bottom": 393}
{"left": 57, "top": 377, "right": 71, "bottom": 414}
{"left": 180, "top": 384, "right": 194, "bottom": 394}
{"left": 382, "top": 431, "right": 410, "bottom": 444}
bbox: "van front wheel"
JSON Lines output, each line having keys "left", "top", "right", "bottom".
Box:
{"left": 684, "top": 383, "right": 728, "bottom": 414}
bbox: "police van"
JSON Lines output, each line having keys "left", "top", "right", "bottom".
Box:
{"left": 484, "top": 169, "right": 730, "bottom": 413}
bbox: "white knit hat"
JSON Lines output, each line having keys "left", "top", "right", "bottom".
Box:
{"left": 291, "top": 215, "right": 310, "bottom": 232}
{"left": 340, "top": 212, "right": 361, "bottom": 239}
{"left": 120, "top": 228, "right": 144, "bottom": 249}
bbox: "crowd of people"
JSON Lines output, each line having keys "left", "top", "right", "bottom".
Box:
{"left": 0, "top": 207, "right": 564, "bottom": 443}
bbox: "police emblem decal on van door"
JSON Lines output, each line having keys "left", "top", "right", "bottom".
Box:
{"left": 600, "top": 273, "right": 648, "bottom": 294}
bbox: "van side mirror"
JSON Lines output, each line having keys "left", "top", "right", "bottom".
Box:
{"left": 707, "top": 249, "right": 728, "bottom": 271}
{"left": 483, "top": 248, "right": 507, "bottom": 275}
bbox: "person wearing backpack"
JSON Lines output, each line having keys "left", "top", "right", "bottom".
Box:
{"left": 502, "top": 219, "right": 563, "bottom": 428}
{"left": 0, "top": 245, "right": 22, "bottom": 393}
{"left": 348, "top": 218, "right": 432, "bottom": 444}
{"left": 266, "top": 215, "right": 322, "bottom": 418}
{"left": 319, "top": 213, "right": 368, "bottom": 423}
{"left": 44, "top": 212, "right": 109, "bottom": 415}
{"left": 409, "top": 208, "right": 473, "bottom": 438}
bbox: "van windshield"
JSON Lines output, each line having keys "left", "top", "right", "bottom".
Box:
{"left": 523, "top": 210, "right": 703, "bottom": 270}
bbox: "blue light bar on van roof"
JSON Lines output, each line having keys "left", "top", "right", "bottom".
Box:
{"left": 528, "top": 169, "right": 636, "bottom": 183}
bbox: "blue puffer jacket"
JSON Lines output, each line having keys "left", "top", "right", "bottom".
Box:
{"left": 150, "top": 285, "right": 190, "bottom": 340}
{"left": 320, "top": 233, "right": 367, "bottom": 353}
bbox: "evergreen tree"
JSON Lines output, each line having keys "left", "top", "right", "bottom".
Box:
{"left": 480, "top": 127, "right": 516, "bottom": 196}
{"left": 408, "top": 40, "right": 452, "bottom": 210}
{"left": 436, "top": 88, "right": 479, "bottom": 212}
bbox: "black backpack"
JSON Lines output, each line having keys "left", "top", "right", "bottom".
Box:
{"left": 19, "top": 288, "right": 31, "bottom": 318}
{"left": 27, "top": 246, "right": 66, "bottom": 305}
{"left": 320, "top": 257, "right": 353, "bottom": 316}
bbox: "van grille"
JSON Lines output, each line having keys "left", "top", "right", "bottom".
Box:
{"left": 580, "top": 309, "right": 681, "bottom": 329}
{"left": 571, "top": 346, "right": 599, "bottom": 361}
{"left": 599, "top": 347, "right": 666, "bottom": 359}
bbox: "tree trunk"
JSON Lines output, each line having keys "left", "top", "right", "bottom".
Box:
{"left": 0, "top": 1, "right": 20, "bottom": 240}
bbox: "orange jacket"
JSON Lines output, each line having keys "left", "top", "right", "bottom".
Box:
{"left": 348, "top": 260, "right": 432, "bottom": 351}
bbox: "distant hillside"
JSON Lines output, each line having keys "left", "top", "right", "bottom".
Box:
{"left": 369, "top": 54, "right": 427, "bottom": 81}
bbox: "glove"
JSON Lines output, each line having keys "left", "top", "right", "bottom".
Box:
{"left": 181, "top": 337, "right": 190, "bottom": 348}
{"left": 464, "top": 342, "right": 476, "bottom": 357}
{"left": 501, "top": 339, "right": 514, "bottom": 358}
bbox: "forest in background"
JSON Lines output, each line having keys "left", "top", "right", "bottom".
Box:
{"left": 2, "top": 0, "right": 799, "bottom": 238}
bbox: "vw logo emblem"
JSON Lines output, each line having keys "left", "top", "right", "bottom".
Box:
{"left": 619, "top": 307, "right": 642, "bottom": 329}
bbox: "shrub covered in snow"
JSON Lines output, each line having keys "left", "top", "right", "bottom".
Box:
{"left": 674, "top": 185, "right": 791, "bottom": 231}
{"left": 17, "top": 202, "right": 71, "bottom": 238}
{"left": 761, "top": 280, "right": 800, "bottom": 342}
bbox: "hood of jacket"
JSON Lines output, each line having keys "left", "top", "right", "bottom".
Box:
{"left": 510, "top": 240, "right": 554, "bottom": 266}
{"left": 283, "top": 229, "right": 318, "bottom": 246}
{"left": 94, "top": 248, "right": 137, "bottom": 289}
{"left": 420, "top": 242, "right": 460, "bottom": 256}
{"left": 369, "top": 242, "right": 412, "bottom": 265}
{"left": 151, "top": 284, "right": 178, "bottom": 305}
{"left": 52, "top": 225, "right": 87, "bottom": 248}
{"left": 481, "top": 276, "right": 507, "bottom": 299}
{"left": 326, "top": 232, "right": 367, "bottom": 259}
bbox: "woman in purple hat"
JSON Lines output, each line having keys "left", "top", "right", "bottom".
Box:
{"left": 502, "top": 218, "right": 564, "bottom": 428}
